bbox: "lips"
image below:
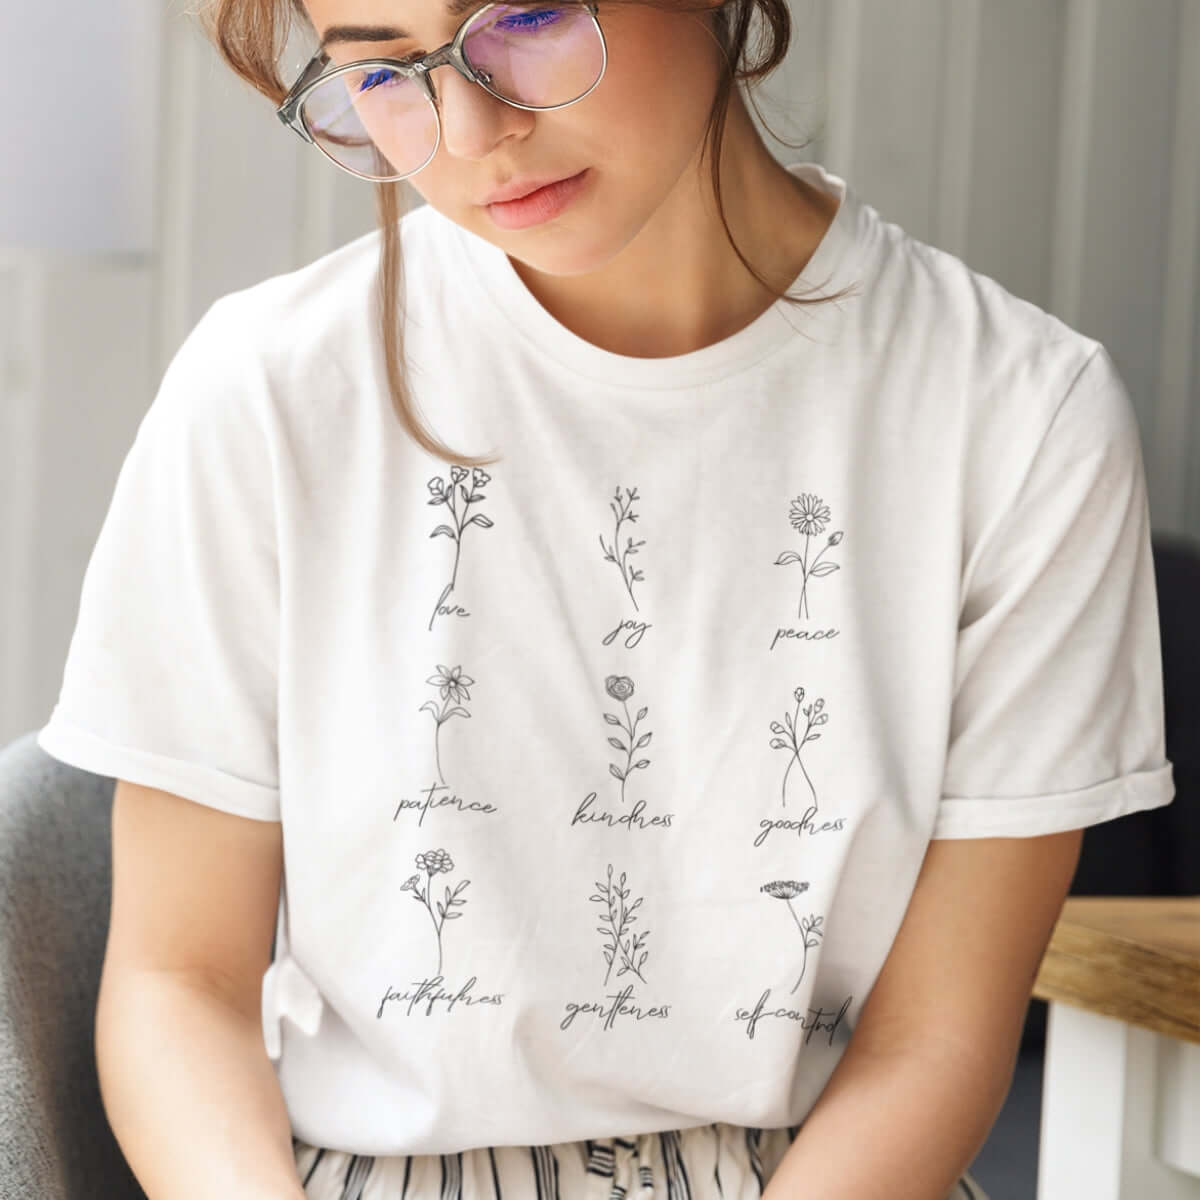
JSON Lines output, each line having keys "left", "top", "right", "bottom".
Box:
{"left": 480, "top": 172, "right": 581, "bottom": 206}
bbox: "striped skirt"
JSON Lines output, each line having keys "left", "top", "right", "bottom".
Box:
{"left": 293, "top": 1124, "right": 991, "bottom": 1199}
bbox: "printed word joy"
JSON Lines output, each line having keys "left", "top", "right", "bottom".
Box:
{"left": 734, "top": 991, "right": 852, "bottom": 1043}
{"left": 560, "top": 982, "right": 671, "bottom": 1031}
{"left": 393, "top": 781, "right": 499, "bottom": 826}
{"left": 376, "top": 975, "right": 504, "bottom": 1019}
{"left": 602, "top": 618, "right": 652, "bottom": 648}
{"left": 754, "top": 802, "right": 845, "bottom": 847}
{"left": 572, "top": 793, "right": 674, "bottom": 830}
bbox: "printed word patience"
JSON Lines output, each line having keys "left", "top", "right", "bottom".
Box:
{"left": 560, "top": 983, "right": 672, "bottom": 1030}
{"left": 393, "top": 782, "right": 498, "bottom": 826}
{"left": 572, "top": 793, "right": 674, "bottom": 830}
{"left": 734, "top": 992, "right": 852, "bottom": 1043}
{"left": 376, "top": 975, "right": 503, "bottom": 1019}
{"left": 754, "top": 803, "right": 845, "bottom": 847}
{"left": 770, "top": 627, "right": 839, "bottom": 651}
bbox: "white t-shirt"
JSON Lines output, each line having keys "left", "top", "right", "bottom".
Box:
{"left": 38, "top": 161, "right": 1175, "bottom": 1157}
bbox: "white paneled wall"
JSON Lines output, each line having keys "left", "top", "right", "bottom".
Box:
{"left": 2, "top": 0, "right": 1198, "bottom": 742}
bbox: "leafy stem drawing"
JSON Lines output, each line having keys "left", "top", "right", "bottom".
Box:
{"left": 598, "top": 485, "right": 646, "bottom": 611}
{"left": 589, "top": 864, "right": 649, "bottom": 985}
{"left": 774, "top": 493, "right": 843, "bottom": 620}
{"left": 761, "top": 880, "right": 824, "bottom": 993}
{"left": 603, "top": 675, "right": 651, "bottom": 805}
{"left": 769, "top": 687, "right": 827, "bottom": 808}
{"left": 426, "top": 466, "right": 494, "bottom": 631}
{"left": 418, "top": 665, "right": 474, "bottom": 786}
{"left": 400, "top": 849, "right": 470, "bottom": 978}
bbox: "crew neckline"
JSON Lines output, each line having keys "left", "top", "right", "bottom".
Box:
{"left": 444, "top": 161, "right": 865, "bottom": 391}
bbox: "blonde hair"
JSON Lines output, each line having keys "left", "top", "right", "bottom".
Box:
{"left": 201, "top": 0, "right": 857, "bottom": 465}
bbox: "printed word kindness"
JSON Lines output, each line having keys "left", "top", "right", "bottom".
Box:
{"left": 560, "top": 982, "right": 671, "bottom": 1031}
{"left": 754, "top": 803, "right": 845, "bottom": 847}
{"left": 376, "top": 976, "right": 503, "bottom": 1019}
{"left": 734, "top": 991, "right": 852, "bottom": 1043}
{"left": 770, "top": 627, "right": 839, "bottom": 651}
{"left": 602, "top": 618, "right": 652, "bottom": 649}
{"left": 572, "top": 793, "right": 674, "bottom": 830}
{"left": 393, "top": 782, "right": 498, "bottom": 826}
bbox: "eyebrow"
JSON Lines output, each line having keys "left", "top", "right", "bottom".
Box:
{"left": 319, "top": 0, "right": 487, "bottom": 46}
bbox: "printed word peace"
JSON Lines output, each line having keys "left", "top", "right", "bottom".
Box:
{"left": 559, "top": 982, "right": 672, "bottom": 1030}
{"left": 376, "top": 975, "right": 503, "bottom": 1019}
{"left": 572, "top": 793, "right": 675, "bottom": 830}
{"left": 733, "top": 991, "right": 852, "bottom": 1043}
{"left": 770, "top": 627, "right": 839, "bottom": 651}
{"left": 431, "top": 583, "right": 470, "bottom": 620}
{"left": 602, "top": 618, "right": 652, "bottom": 648}
{"left": 393, "top": 782, "right": 499, "bottom": 826}
{"left": 753, "top": 803, "right": 846, "bottom": 847}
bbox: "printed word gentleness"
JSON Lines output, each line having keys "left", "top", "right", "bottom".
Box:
{"left": 754, "top": 803, "right": 845, "bottom": 847}
{"left": 734, "top": 991, "right": 852, "bottom": 1043}
{"left": 376, "top": 975, "right": 503, "bottom": 1019}
{"left": 602, "top": 618, "right": 652, "bottom": 649}
{"left": 393, "top": 781, "right": 498, "bottom": 826}
{"left": 572, "top": 793, "right": 674, "bottom": 830}
{"left": 770, "top": 627, "right": 839, "bottom": 651}
{"left": 560, "top": 982, "right": 671, "bottom": 1030}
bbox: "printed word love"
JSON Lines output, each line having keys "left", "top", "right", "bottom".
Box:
{"left": 393, "top": 782, "right": 499, "bottom": 826}
{"left": 560, "top": 982, "right": 671, "bottom": 1030}
{"left": 376, "top": 975, "right": 503, "bottom": 1019}
{"left": 431, "top": 583, "right": 470, "bottom": 621}
{"left": 572, "top": 793, "right": 674, "bottom": 830}
{"left": 753, "top": 803, "right": 845, "bottom": 847}
{"left": 733, "top": 991, "right": 852, "bottom": 1043}
{"left": 770, "top": 627, "right": 839, "bottom": 651}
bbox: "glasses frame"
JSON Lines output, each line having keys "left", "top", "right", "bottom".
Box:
{"left": 276, "top": 0, "right": 606, "bottom": 182}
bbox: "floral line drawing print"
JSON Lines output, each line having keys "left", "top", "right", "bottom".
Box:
{"left": 775, "top": 493, "right": 844, "bottom": 620}
{"left": 419, "top": 665, "right": 474, "bottom": 786}
{"left": 426, "top": 466, "right": 494, "bottom": 631}
{"left": 598, "top": 485, "right": 647, "bottom": 611}
{"left": 590, "top": 864, "right": 649, "bottom": 985}
{"left": 769, "top": 687, "right": 827, "bottom": 809}
{"left": 761, "top": 880, "right": 824, "bottom": 993}
{"left": 603, "top": 675, "right": 652, "bottom": 805}
{"left": 400, "top": 849, "right": 470, "bottom": 978}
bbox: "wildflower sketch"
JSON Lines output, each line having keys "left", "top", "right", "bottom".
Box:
{"left": 761, "top": 880, "right": 824, "bottom": 992}
{"left": 598, "top": 485, "right": 646, "bottom": 611}
{"left": 418, "top": 665, "right": 474, "bottom": 786}
{"left": 426, "top": 466, "right": 494, "bottom": 631}
{"left": 603, "top": 675, "right": 652, "bottom": 805}
{"left": 400, "top": 848, "right": 470, "bottom": 978}
{"left": 769, "top": 687, "right": 827, "bottom": 809}
{"left": 775, "top": 493, "right": 843, "bottom": 620}
{"left": 590, "top": 864, "right": 649, "bottom": 985}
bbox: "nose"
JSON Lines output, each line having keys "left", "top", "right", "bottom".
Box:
{"left": 431, "top": 65, "right": 534, "bottom": 161}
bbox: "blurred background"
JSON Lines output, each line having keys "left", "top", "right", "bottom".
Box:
{"left": 1, "top": 2, "right": 1198, "bottom": 1194}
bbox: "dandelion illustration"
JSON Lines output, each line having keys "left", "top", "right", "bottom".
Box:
{"left": 775, "top": 493, "right": 843, "bottom": 620}
{"left": 761, "top": 880, "right": 824, "bottom": 993}
{"left": 603, "top": 675, "right": 652, "bottom": 805}
{"left": 589, "top": 864, "right": 649, "bottom": 985}
{"left": 419, "top": 665, "right": 475, "bottom": 785}
{"left": 400, "top": 848, "right": 470, "bottom": 977}
{"left": 426, "top": 466, "right": 494, "bottom": 631}
{"left": 769, "top": 686, "right": 827, "bottom": 808}
{"left": 598, "top": 485, "right": 647, "bottom": 611}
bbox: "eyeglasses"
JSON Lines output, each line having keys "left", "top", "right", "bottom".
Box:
{"left": 276, "top": 0, "right": 607, "bottom": 182}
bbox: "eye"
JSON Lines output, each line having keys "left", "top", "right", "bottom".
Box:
{"left": 495, "top": 7, "right": 564, "bottom": 30}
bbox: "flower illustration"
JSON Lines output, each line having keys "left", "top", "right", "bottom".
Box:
{"left": 590, "top": 864, "right": 649, "bottom": 985}
{"left": 769, "top": 686, "right": 827, "bottom": 808}
{"left": 602, "top": 676, "right": 651, "bottom": 804}
{"left": 419, "top": 665, "right": 475, "bottom": 786}
{"left": 401, "top": 848, "right": 469, "bottom": 977}
{"left": 775, "top": 493, "right": 843, "bottom": 620}
{"left": 761, "top": 880, "right": 824, "bottom": 992}
{"left": 426, "top": 468, "right": 495, "bottom": 630}
{"left": 599, "top": 485, "right": 647, "bottom": 611}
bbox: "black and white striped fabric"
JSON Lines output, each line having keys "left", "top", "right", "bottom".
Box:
{"left": 293, "top": 1123, "right": 990, "bottom": 1198}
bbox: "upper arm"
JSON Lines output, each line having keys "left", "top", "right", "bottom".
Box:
{"left": 103, "top": 779, "right": 283, "bottom": 1019}
{"left": 853, "top": 829, "right": 1083, "bottom": 1068}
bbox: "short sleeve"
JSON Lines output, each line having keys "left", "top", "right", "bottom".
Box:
{"left": 932, "top": 342, "right": 1175, "bottom": 838}
{"left": 36, "top": 298, "right": 281, "bottom": 822}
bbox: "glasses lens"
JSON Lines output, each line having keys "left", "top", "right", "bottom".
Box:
{"left": 301, "top": 66, "right": 438, "bottom": 179}
{"left": 463, "top": 3, "right": 604, "bottom": 107}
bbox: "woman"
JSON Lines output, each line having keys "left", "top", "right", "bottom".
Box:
{"left": 38, "top": 0, "right": 1174, "bottom": 1196}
